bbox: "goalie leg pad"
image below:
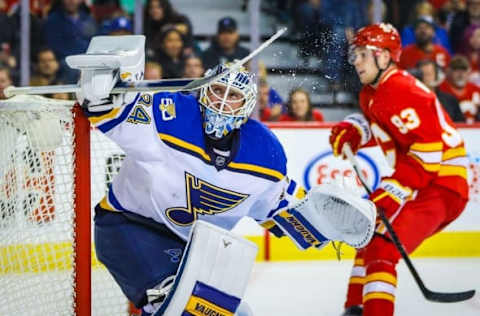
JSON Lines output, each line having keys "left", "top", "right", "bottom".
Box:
{"left": 155, "top": 220, "right": 258, "bottom": 316}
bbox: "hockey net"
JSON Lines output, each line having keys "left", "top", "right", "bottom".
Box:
{"left": 0, "top": 95, "right": 131, "bottom": 315}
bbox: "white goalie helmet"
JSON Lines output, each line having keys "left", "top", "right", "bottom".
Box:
{"left": 199, "top": 63, "right": 257, "bottom": 139}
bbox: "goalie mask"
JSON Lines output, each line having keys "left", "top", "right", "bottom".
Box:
{"left": 199, "top": 63, "right": 257, "bottom": 139}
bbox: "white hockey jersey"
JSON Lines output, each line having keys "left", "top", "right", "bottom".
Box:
{"left": 88, "top": 92, "right": 303, "bottom": 240}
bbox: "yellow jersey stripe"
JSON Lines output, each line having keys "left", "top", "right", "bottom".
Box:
{"left": 99, "top": 196, "right": 114, "bottom": 211}
{"left": 408, "top": 153, "right": 441, "bottom": 172}
{"left": 363, "top": 292, "right": 395, "bottom": 303}
{"left": 410, "top": 142, "right": 443, "bottom": 152}
{"left": 88, "top": 107, "right": 122, "bottom": 125}
{"left": 354, "top": 258, "right": 364, "bottom": 266}
{"left": 372, "top": 191, "right": 402, "bottom": 205}
{"left": 365, "top": 272, "right": 397, "bottom": 286}
{"left": 159, "top": 133, "right": 211, "bottom": 161}
{"left": 158, "top": 134, "right": 284, "bottom": 180}
{"left": 442, "top": 147, "right": 467, "bottom": 161}
{"left": 349, "top": 276, "right": 366, "bottom": 285}
{"left": 380, "top": 68, "right": 399, "bottom": 84}
{"left": 439, "top": 165, "right": 468, "bottom": 180}
{"left": 227, "top": 162, "right": 285, "bottom": 181}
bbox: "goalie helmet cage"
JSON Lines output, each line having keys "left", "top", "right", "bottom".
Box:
{"left": 0, "top": 95, "right": 132, "bottom": 315}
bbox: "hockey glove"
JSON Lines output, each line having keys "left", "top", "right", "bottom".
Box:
{"left": 272, "top": 183, "right": 376, "bottom": 250}
{"left": 369, "top": 179, "right": 413, "bottom": 232}
{"left": 329, "top": 114, "right": 371, "bottom": 158}
{"left": 330, "top": 122, "right": 362, "bottom": 157}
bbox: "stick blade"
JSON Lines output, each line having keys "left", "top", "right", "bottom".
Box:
{"left": 425, "top": 289, "right": 475, "bottom": 303}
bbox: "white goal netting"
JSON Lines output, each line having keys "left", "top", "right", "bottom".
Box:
{"left": 0, "top": 95, "right": 130, "bottom": 315}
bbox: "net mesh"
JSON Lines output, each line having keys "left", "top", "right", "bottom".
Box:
{"left": 0, "top": 95, "right": 129, "bottom": 315}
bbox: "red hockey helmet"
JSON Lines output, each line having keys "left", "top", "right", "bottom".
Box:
{"left": 351, "top": 23, "right": 402, "bottom": 63}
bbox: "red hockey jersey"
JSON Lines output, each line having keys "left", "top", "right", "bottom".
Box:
{"left": 438, "top": 80, "right": 480, "bottom": 123}
{"left": 399, "top": 44, "right": 450, "bottom": 69}
{"left": 359, "top": 68, "right": 468, "bottom": 199}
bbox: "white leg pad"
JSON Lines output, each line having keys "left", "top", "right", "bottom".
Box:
{"left": 156, "top": 220, "right": 258, "bottom": 316}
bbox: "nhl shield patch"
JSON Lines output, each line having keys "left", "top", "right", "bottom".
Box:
{"left": 160, "top": 98, "right": 176, "bottom": 121}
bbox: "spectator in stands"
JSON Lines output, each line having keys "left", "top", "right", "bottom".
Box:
{"left": 180, "top": 55, "right": 204, "bottom": 98}
{"left": 153, "top": 26, "right": 186, "bottom": 79}
{"left": 183, "top": 55, "right": 204, "bottom": 78}
{"left": 100, "top": 16, "right": 133, "bottom": 35}
{"left": 439, "top": 55, "right": 480, "bottom": 123}
{"left": 172, "top": 20, "right": 202, "bottom": 57}
{"left": 458, "top": 24, "right": 480, "bottom": 84}
{"left": 450, "top": 0, "right": 480, "bottom": 52}
{"left": 144, "top": 0, "right": 193, "bottom": 59}
{"left": 45, "top": 0, "right": 97, "bottom": 84}
{"left": 279, "top": 88, "right": 324, "bottom": 122}
{"left": 90, "top": 0, "right": 123, "bottom": 22}
{"left": 0, "top": 65, "right": 12, "bottom": 100}
{"left": 144, "top": 61, "right": 163, "bottom": 80}
{"left": 414, "top": 59, "right": 465, "bottom": 121}
{"left": 202, "top": 16, "right": 250, "bottom": 70}
{"left": 30, "top": 48, "right": 65, "bottom": 86}
{"left": 0, "top": 11, "right": 15, "bottom": 73}
{"left": 401, "top": 1, "right": 452, "bottom": 53}
{"left": 258, "top": 78, "right": 284, "bottom": 121}
{"left": 436, "top": 0, "right": 466, "bottom": 31}
{"left": 399, "top": 16, "right": 451, "bottom": 69}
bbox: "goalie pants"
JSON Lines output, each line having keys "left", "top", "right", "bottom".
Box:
{"left": 344, "top": 185, "right": 467, "bottom": 316}
{"left": 94, "top": 206, "right": 186, "bottom": 308}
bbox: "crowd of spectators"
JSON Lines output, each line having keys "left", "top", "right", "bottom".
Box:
{"left": 2, "top": 0, "right": 480, "bottom": 123}
{"left": 268, "top": 0, "right": 480, "bottom": 123}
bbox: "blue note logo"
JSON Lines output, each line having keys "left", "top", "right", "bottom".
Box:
{"left": 166, "top": 172, "right": 249, "bottom": 226}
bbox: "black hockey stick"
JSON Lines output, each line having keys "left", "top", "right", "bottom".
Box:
{"left": 343, "top": 144, "right": 475, "bottom": 303}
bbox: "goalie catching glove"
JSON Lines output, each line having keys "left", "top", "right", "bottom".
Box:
{"left": 67, "top": 35, "right": 145, "bottom": 112}
{"left": 272, "top": 183, "right": 376, "bottom": 249}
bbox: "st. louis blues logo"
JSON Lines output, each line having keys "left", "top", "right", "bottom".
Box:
{"left": 166, "top": 172, "right": 249, "bottom": 226}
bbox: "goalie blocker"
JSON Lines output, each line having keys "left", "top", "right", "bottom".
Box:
{"left": 66, "top": 35, "right": 145, "bottom": 112}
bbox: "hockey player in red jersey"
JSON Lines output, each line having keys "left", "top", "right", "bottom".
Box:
{"left": 330, "top": 23, "right": 469, "bottom": 316}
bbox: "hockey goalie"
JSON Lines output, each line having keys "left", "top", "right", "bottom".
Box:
{"left": 70, "top": 35, "right": 377, "bottom": 315}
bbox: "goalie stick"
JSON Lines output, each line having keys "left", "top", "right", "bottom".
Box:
{"left": 343, "top": 144, "right": 476, "bottom": 303}
{"left": 4, "top": 28, "right": 287, "bottom": 98}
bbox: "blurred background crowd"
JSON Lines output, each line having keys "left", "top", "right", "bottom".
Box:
{"left": 1, "top": 0, "right": 480, "bottom": 123}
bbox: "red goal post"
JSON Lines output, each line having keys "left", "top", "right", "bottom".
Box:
{"left": 0, "top": 95, "right": 131, "bottom": 315}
